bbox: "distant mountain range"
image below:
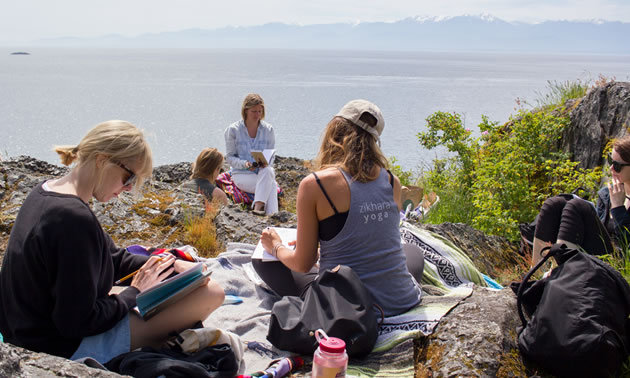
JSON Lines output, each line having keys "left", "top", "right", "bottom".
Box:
{"left": 30, "top": 15, "right": 630, "bottom": 53}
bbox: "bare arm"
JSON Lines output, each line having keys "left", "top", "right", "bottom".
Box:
{"left": 212, "top": 187, "right": 229, "bottom": 205}
{"left": 392, "top": 173, "right": 403, "bottom": 210}
{"left": 260, "top": 176, "right": 320, "bottom": 272}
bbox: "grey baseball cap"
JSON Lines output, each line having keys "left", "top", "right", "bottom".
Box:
{"left": 336, "top": 99, "right": 384, "bottom": 143}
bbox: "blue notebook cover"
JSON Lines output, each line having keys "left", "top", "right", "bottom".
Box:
{"left": 136, "top": 262, "right": 212, "bottom": 319}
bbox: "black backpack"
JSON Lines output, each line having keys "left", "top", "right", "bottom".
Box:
{"left": 514, "top": 244, "right": 630, "bottom": 377}
{"left": 267, "top": 265, "right": 381, "bottom": 358}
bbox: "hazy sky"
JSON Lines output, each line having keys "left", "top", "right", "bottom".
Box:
{"left": 2, "top": 0, "right": 629, "bottom": 43}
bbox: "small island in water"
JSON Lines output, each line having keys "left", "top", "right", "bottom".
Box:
{"left": 10, "top": 52, "right": 30, "bottom": 55}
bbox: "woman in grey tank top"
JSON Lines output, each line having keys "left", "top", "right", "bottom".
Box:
{"left": 255, "top": 99, "right": 423, "bottom": 317}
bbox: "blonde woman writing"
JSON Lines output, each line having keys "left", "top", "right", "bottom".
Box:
{"left": 0, "top": 121, "right": 224, "bottom": 363}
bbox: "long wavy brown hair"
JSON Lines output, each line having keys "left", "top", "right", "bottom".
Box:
{"left": 315, "top": 117, "right": 388, "bottom": 182}
{"left": 191, "top": 148, "right": 224, "bottom": 179}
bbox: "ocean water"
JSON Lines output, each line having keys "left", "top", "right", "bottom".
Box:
{"left": 1, "top": 48, "right": 628, "bottom": 171}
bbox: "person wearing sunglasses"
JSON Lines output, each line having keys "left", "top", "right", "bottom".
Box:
{"left": 595, "top": 137, "right": 630, "bottom": 247}
{"left": 0, "top": 120, "right": 224, "bottom": 364}
{"left": 530, "top": 137, "right": 630, "bottom": 266}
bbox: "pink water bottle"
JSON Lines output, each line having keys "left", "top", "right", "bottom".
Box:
{"left": 311, "top": 329, "right": 348, "bottom": 378}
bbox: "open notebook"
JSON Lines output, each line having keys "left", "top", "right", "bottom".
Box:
{"left": 252, "top": 227, "right": 297, "bottom": 262}
{"left": 135, "top": 262, "right": 212, "bottom": 320}
{"left": 250, "top": 149, "right": 276, "bottom": 166}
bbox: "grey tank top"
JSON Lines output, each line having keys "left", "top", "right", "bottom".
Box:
{"left": 319, "top": 168, "right": 422, "bottom": 316}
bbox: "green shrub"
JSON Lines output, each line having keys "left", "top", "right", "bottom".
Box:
{"left": 388, "top": 157, "right": 416, "bottom": 187}
{"left": 418, "top": 106, "right": 602, "bottom": 241}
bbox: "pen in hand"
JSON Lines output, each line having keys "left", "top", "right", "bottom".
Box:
{"left": 115, "top": 257, "right": 164, "bottom": 285}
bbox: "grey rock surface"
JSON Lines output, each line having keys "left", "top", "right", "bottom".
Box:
{"left": 151, "top": 161, "right": 193, "bottom": 183}
{"left": 0, "top": 156, "right": 307, "bottom": 254}
{"left": 0, "top": 157, "right": 204, "bottom": 254}
{"left": 420, "top": 287, "right": 526, "bottom": 377}
{"left": 565, "top": 81, "right": 630, "bottom": 169}
{"left": 214, "top": 206, "right": 297, "bottom": 247}
{"left": 0, "top": 342, "right": 125, "bottom": 377}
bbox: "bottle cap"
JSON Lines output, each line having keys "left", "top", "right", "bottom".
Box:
{"left": 319, "top": 337, "right": 346, "bottom": 353}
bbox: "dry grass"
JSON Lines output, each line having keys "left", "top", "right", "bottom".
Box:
{"left": 414, "top": 338, "right": 446, "bottom": 377}
{"left": 182, "top": 197, "right": 223, "bottom": 258}
{"left": 594, "top": 74, "right": 616, "bottom": 88}
{"left": 131, "top": 191, "right": 175, "bottom": 214}
{"left": 493, "top": 251, "right": 533, "bottom": 285}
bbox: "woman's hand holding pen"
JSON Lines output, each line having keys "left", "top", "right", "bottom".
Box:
{"left": 261, "top": 227, "right": 296, "bottom": 259}
{"left": 260, "top": 227, "right": 283, "bottom": 252}
{"left": 131, "top": 255, "right": 176, "bottom": 292}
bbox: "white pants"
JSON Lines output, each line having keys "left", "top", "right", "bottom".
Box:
{"left": 232, "top": 167, "right": 278, "bottom": 215}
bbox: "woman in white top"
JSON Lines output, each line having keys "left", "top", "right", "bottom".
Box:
{"left": 224, "top": 93, "right": 278, "bottom": 215}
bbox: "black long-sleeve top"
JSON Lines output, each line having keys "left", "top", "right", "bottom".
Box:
{"left": 596, "top": 186, "right": 630, "bottom": 244}
{"left": 0, "top": 183, "right": 148, "bottom": 358}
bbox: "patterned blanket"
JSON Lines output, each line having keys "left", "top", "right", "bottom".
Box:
{"left": 202, "top": 232, "right": 491, "bottom": 377}
{"left": 400, "top": 221, "right": 489, "bottom": 291}
{"left": 215, "top": 171, "right": 283, "bottom": 205}
{"left": 215, "top": 171, "right": 255, "bottom": 204}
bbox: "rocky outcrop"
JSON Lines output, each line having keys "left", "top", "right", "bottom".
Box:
{"left": 0, "top": 157, "right": 71, "bottom": 250}
{"left": 564, "top": 81, "right": 630, "bottom": 169}
{"left": 0, "top": 156, "right": 309, "bottom": 255}
{"left": 420, "top": 222, "right": 522, "bottom": 279}
{"left": 0, "top": 157, "right": 207, "bottom": 250}
{"left": 214, "top": 207, "right": 296, "bottom": 246}
{"left": 418, "top": 287, "right": 525, "bottom": 377}
{"left": 0, "top": 342, "right": 123, "bottom": 377}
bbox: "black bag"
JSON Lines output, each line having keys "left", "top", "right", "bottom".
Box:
{"left": 514, "top": 243, "right": 630, "bottom": 377}
{"left": 104, "top": 344, "right": 238, "bottom": 378}
{"left": 267, "top": 265, "right": 381, "bottom": 358}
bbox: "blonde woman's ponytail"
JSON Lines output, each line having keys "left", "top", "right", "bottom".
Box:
{"left": 52, "top": 120, "right": 152, "bottom": 194}
{"left": 54, "top": 145, "right": 79, "bottom": 166}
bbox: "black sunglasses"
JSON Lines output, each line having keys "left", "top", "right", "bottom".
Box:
{"left": 112, "top": 160, "right": 137, "bottom": 186}
{"left": 608, "top": 155, "right": 630, "bottom": 173}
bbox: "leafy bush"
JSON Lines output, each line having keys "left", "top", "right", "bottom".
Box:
{"left": 388, "top": 157, "right": 416, "bottom": 187}
{"left": 418, "top": 107, "right": 602, "bottom": 241}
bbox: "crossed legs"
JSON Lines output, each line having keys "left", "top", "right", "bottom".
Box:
{"left": 129, "top": 279, "right": 224, "bottom": 350}
{"left": 532, "top": 195, "right": 613, "bottom": 265}
{"left": 233, "top": 167, "right": 278, "bottom": 215}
